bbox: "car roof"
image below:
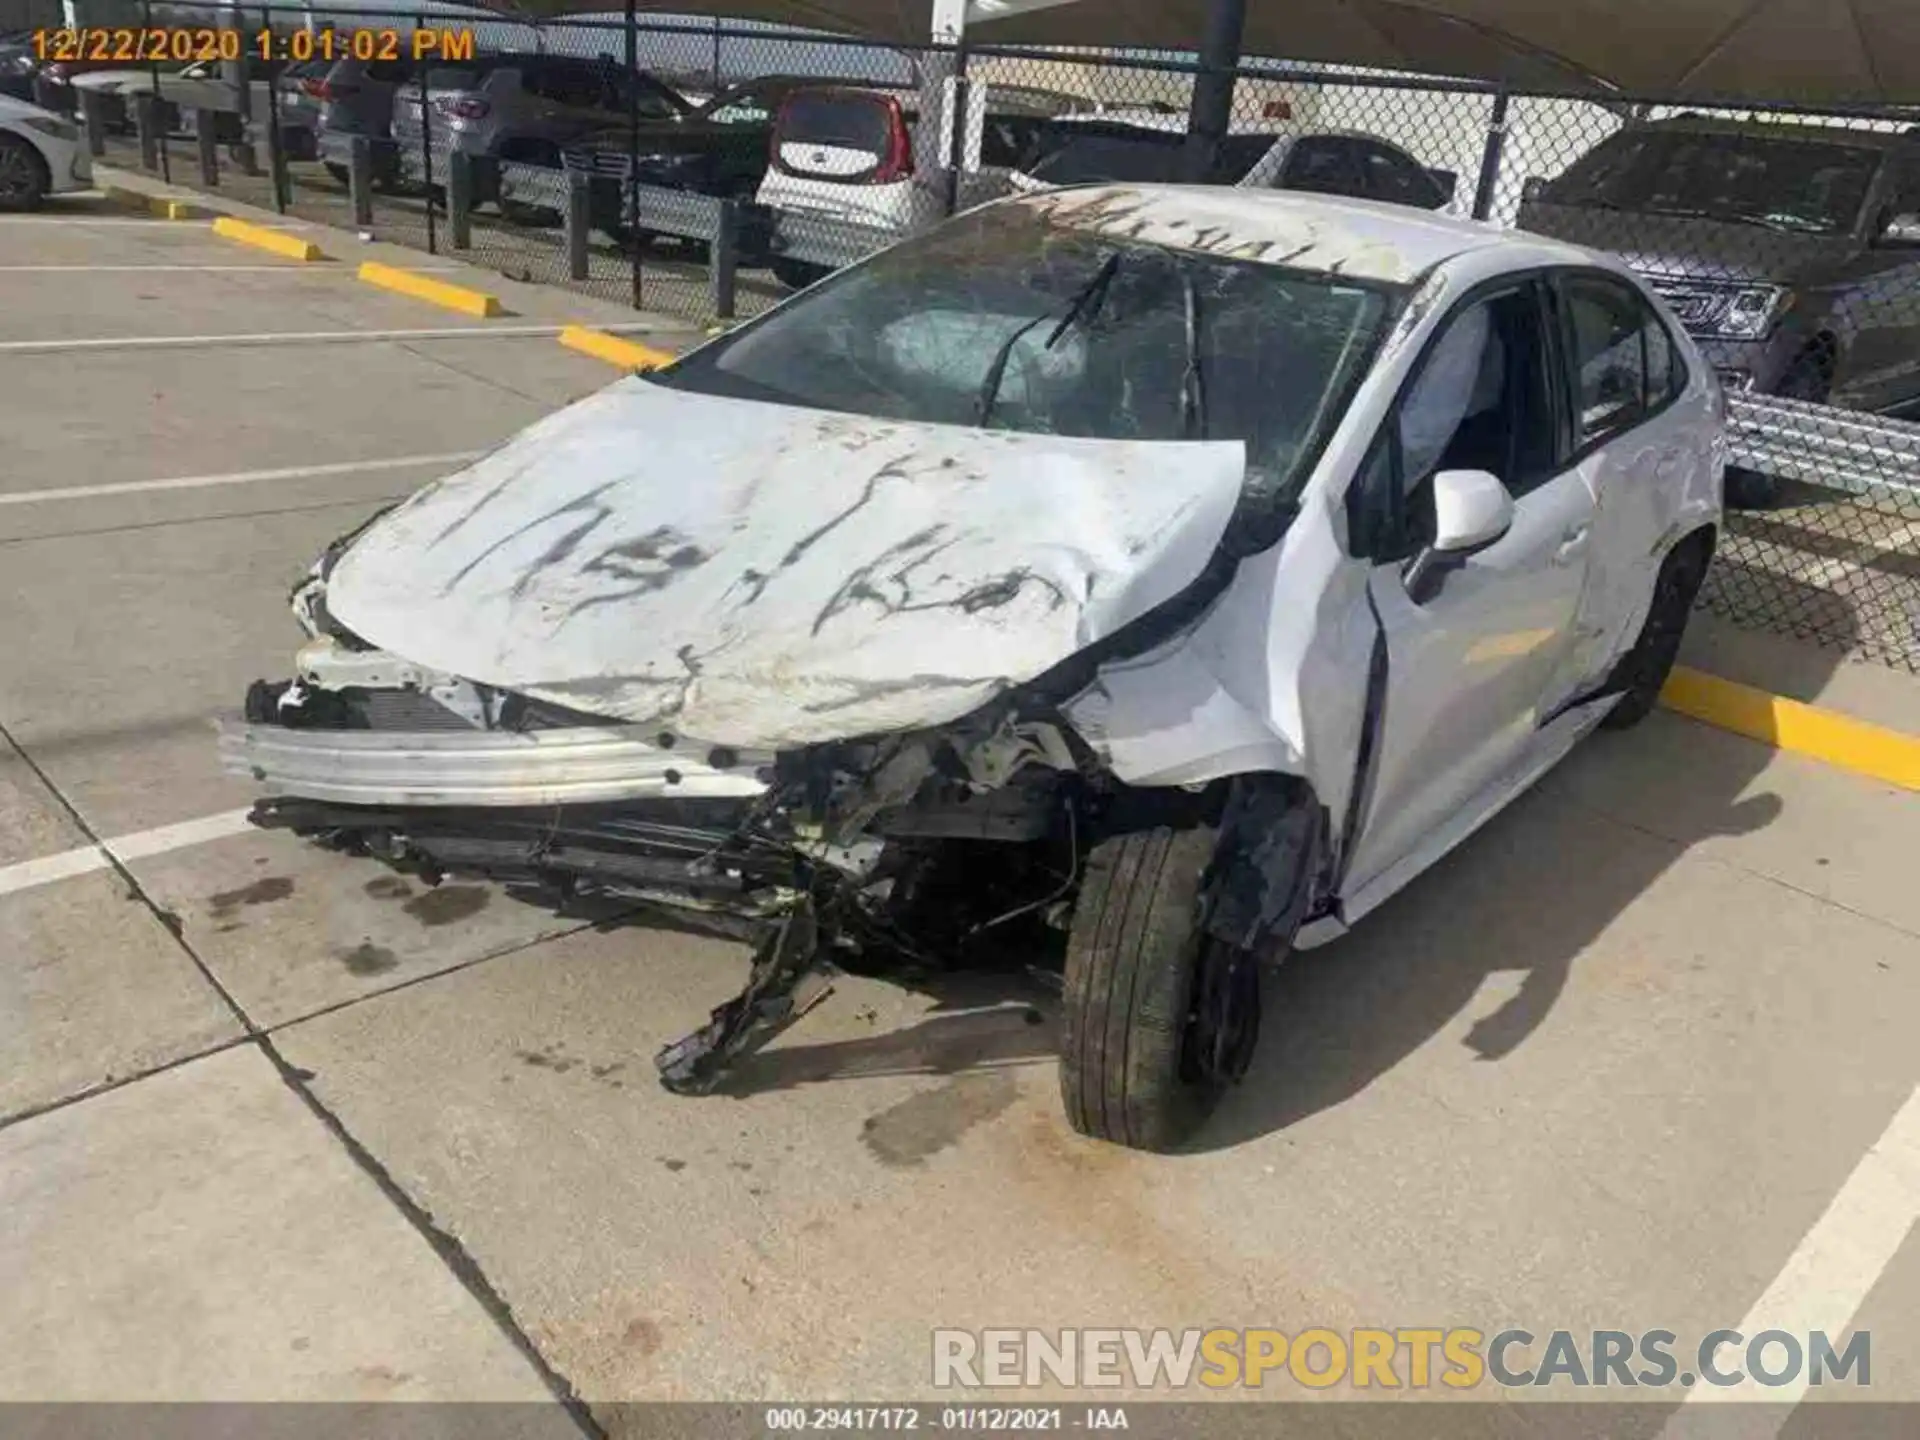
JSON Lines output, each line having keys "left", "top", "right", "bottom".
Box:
{"left": 1638, "top": 114, "right": 1919, "bottom": 151}
{"left": 1019, "top": 184, "right": 1595, "bottom": 285}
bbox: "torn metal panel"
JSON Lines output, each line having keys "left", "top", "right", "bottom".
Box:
{"left": 324, "top": 380, "right": 1249, "bottom": 751}
{"left": 1063, "top": 488, "right": 1377, "bottom": 829}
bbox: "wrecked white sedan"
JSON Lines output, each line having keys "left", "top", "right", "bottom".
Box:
{"left": 221, "top": 185, "right": 1724, "bottom": 1151}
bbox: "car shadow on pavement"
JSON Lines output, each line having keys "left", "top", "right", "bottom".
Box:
{"left": 1192, "top": 592, "right": 1852, "bottom": 1154}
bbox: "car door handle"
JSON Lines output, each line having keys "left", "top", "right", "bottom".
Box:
{"left": 1554, "top": 525, "right": 1591, "bottom": 564}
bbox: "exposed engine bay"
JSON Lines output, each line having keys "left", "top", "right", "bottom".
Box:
{"left": 225, "top": 476, "right": 1331, "bottom": 1096}
{"left": 233, "top": 625, "right": 1322, "bottom": 1098}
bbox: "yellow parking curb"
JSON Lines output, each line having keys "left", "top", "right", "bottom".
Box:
{"left": 558, "top": 325, "right": 676, "bottom": 372}
{"left": 101, "top": 185, "right": 204, "bottom": 220}
{"left": 1660, "top": 666, "right": 1920, "bottom": 790}
{"left": 358, "top": 260, "right": 502, "bottom": 318}
{"left": 211, "top": 216, "right": 324, "bottom": 262}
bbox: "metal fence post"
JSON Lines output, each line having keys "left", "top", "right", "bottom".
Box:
{"left": 566, "top": 171, "right": 591, "bottom": 281}
{"left": 943, "top": 43, "right": 969, "bottom": 218}
{"left": 419, "top": 25, "right": 436, "bottom": 256}
{"left": 711, "top": 197, "right": 738, "bottom": 320}
{"left": 447, "top": 150, "right": 471, "bottom": 250}
{"left": 141, "top": 0, "right": 168, "bottom": 182}
{"left": 263, "top": 14, "right": 288, "bottom": 212}
{"left": 349, "top": 134, "right": 374, "bottom": 228}
{"left": 624, "top": 0, "right": 642, "bottom": 311}
{"left": 80, "top": 89, "right": 105, "bottom": 158}
{"left": 134, "top": 92, "right": 159, "bottom": 172}
{"left": 195, "top": 109, "right": 220, "bottom": 186}
{"left": 1470, "top": 85, "right": 1511, "bottom": 222}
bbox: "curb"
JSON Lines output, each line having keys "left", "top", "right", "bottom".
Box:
{"left": 211, "top": 216, "right": 324, "bottom": 262}
{"left": 102, "top": 184, "right": 207, "bottom": 221}
{"left": 1660, "top": 666, "right": 1920, "bottom": 791}
{"left": 558, "top": 325, "right": 676, "bottom": 372}
{"left": 358, "top": 260, "right": 502, "bottom": 318}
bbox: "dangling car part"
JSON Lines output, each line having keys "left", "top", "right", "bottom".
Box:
{"left": 221, "top": 186, "right": 1724, "bottom": 1152}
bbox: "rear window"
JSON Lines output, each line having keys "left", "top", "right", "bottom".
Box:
{"left": 1023, "top": 128, "right": 1273, "bottom": 186}
{"left": 777, "top": 92, "right": 895, "bottom": 158}
{"left": 423, "top": 64, "right": 487, "bottom": 90}
{"left": 1025, "top": 131, "right": 1184, "bottom": 185}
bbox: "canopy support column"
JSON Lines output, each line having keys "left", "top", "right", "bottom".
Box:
{"left": 1183, "top": 0, "right": 1248, "bottom": 183}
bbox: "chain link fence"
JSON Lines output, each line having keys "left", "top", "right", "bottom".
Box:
{"left": 71, "top": 3, "right": 1920, "bottom": 671}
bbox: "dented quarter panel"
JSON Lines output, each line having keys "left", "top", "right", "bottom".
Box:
{"left": 324, "top": 380, "right": 1249, "bottom": 750}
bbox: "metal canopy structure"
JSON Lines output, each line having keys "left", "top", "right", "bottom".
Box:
{"left": 464, "top": 0, "right": 1920, "bottom": 106}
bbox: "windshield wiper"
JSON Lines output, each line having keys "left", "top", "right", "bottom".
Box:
{"left": 1179, "top": 269, "right": 1207, "bottom": 440}
{"left": 975, "top": 253, "right": 1122, "bottom": 428}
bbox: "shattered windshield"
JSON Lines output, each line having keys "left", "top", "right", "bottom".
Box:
{"left": 657, "top": 202, "right": 1394, "bottom": 506}
{"left": 1542, "top": 129, "right": 1882, "bottom": 235}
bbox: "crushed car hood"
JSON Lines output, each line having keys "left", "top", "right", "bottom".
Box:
{"left": 324, "top": 379, "right": 1249, "bottom": 749}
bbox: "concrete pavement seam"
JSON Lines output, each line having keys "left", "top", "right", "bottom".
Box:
{"left": 0, "top": 715, "right": 604, "bottom": 1430}
{"left": 252, "top": 1029, "right": 608, "bottom": 1437}
{"left": 0, "top": 1033, "right": 255, "bottom": 1136}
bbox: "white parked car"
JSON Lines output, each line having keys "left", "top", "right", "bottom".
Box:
{"left": 0, "top": 93, "right": 90, "bottom": 210}
{"left": 221, "top": 186, "right": 1724, "bottom": 1151}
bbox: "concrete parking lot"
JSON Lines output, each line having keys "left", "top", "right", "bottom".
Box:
{"left": 2, "top": 189, "right": 1918, "bottom": 1435}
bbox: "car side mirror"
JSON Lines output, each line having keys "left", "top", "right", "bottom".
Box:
{"left": 1877, "top": 211, "right": 1920, "bottom": 247}
{"left": 1402, "top": 469, "right": 1514, "bottom": 604}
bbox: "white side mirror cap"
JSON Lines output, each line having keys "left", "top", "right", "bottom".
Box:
{"left": 1431, "top": 468, "right": 1514, "bottom": 555}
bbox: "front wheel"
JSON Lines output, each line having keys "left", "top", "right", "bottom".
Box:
{"left": 1600, "top": 534, "right": 1712, "bottom": 731}
{"left": 1060, "top": 825, "right": 1263, "bottom": 1152}
{"left": 0, "top": 134, "right": 49, "bottom": 213}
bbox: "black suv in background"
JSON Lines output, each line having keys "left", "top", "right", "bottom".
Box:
{"left": 562, "top": 75, "right": 817, "bottom": 250}
{"left": 1519, "top": 116, "right": 1920, "bottom": 498}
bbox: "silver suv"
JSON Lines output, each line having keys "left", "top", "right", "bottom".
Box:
{"left": 390, "top": 53, "right": 687, "bottom": 207}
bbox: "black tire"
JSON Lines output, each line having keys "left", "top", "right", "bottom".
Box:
{"left": 0, "top": 133, "right": 49, "bottom": 214}
{"left": 771, "top": 257, "right": 830, "bottom": 291}
{"left": 1060, "top": 825, "right": 1259, "bottom": 1152}
{"left": 1599, "top": 534, "right": 1712, "bottom": 731}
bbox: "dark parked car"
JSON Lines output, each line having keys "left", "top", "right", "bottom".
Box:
{"left": 391, "top": 52, "right": 689, "bottom": 209}
{"left": 0, "top": 35, "right": 37, "bottom": 104}
{"left": 1011, "top": 118, "right": 1457, "bottom": 210}
{"left": 562, "top": 75, "right": 821, "bottom": 250}
{"left": 1519, "top": 116, "right": 1920, "bottom": 501}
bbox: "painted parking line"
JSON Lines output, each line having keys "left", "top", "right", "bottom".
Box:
{"left": 0, "top": 264, "right": 468, "bottom": 273}
{"left": 0, "top": 322, "right": 673, "bottom": 355}
{"left": 0, "top": 452, "right": 484, "bottom": 508}
{"left": 0, "top": 807, "right": 255, "bottom": 900}
{"left": 1659, "top": 1083, "right": 1920, "bottom": 1428}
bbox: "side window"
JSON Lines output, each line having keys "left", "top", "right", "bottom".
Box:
{"left": 1876, "top": 155, "right": 1920, "bottom": 225}
{"left": 628, "top": 74, "right": 684, "bottom": 121}
{"left": 1281, "top": 136, "right": 1364, "bottom": 197}
{"left": 1562, "top": 275, "right": 1649, "bottom": 447}
{"left": 1643, "top": 310, "right": 1683, "bottom": 406}
{"left": 1352, "top": 285, "right": 1560, "bottom": 560}
{"left": 1358, "top": 141, "right": 1444, "bottom": 210}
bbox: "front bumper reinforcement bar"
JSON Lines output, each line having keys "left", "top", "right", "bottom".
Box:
{"left": 217, "top": 718, "right": 770, "bottom": 807}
